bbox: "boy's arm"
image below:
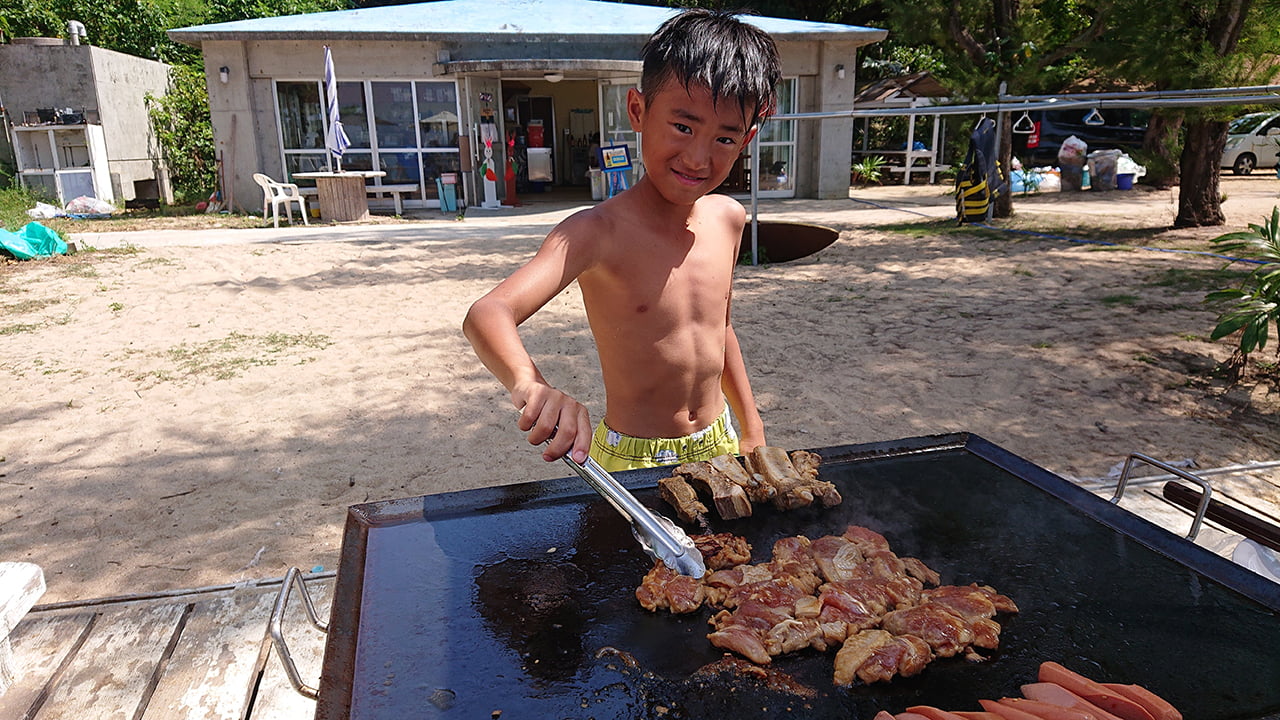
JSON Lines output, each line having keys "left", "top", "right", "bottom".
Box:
{"left": 721, "top": 320, "right": 765, "bottom": 453}
{"left": 462, "top": 222, "right": 596, "bottom": 464}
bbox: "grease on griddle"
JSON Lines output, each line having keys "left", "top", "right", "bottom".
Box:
{"left": 689, "top": 656, "right": 818, "bottom": 698}
{"left": 593, "top": 646, "right": 819, "bottom": 719}
{"left": 475, "top": 558, "right": 590, "bottom": 683}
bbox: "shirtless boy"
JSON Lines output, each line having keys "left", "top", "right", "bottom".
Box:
{"left": 463, "top": 9, "right": 781, "bottom": 471}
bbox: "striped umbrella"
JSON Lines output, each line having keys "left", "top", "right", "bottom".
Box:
{"left": 323, "top": 46, "right": 351, "bottom": 171}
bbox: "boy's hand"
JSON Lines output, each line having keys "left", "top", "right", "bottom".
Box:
{"left": 738, "top": 430, "right": 766, "bottom": 456}
{"left": 514, "top": 384, "right": 592, "bottom": 464}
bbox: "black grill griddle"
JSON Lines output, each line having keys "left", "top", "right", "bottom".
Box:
{"left": 315, "top": 433, "right": 1280, "bottom": 720}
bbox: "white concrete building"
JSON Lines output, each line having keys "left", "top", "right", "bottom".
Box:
{"left": 169, "top": 0, "right": 885, "bottom": 212}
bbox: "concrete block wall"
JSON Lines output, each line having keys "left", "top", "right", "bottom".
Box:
{"left": 0, "top": 43, "right": 172, "bottom": 202}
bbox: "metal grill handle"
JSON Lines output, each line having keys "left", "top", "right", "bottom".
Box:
{"left": 268, "top": 567, "right": 329, "bottom": 699}
{"left": 1110, "top": 452, "right": 1214, "bottom": 540}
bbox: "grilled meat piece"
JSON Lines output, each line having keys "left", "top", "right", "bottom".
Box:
{"left": 810, "top": 534, "right": 865, "bottom": 583}
{"left": 676, "top": 461, "right": 752, "bottom": 520}
{"left": 856, "top": 633, "right": 933, "bottom": 684}
{"left": 832, "top": 629, "right": 893, "bottom": 686}
{"left": 635, "top": 562, "right": 706, "bottom": 614}
{"left": 833, "top": 629, "right": 934, "bottom": 686}
{"left": 709, "top": 453, "right": 777, "bottom": 504}
{"left": 658, "top": 475, "right": 708, "bottom": 526}
{"left": 880, "top": 604, "right": 975, "bottom": 658}
{"left": 692, "top": 532, "right": 752, "bottom": 570}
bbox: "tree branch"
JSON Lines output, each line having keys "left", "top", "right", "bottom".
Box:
{"left": 948, "top": 0, "right": 989, "bottom": 66}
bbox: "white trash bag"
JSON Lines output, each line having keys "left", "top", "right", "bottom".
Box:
{"left": 26, "top": 202, "right": 61, "bottom": 219}
{"left": 65, "top": 196, "right": 115, "bottom": 215}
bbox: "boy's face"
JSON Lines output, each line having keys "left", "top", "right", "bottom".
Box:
{"left": 627, "top": 83, "right": 758, "bottom": 206}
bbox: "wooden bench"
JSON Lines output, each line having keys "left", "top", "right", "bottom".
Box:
{"left": 297, "top": 183, "right": 419, "bottom": 215}
{"left": 363, "top": 184, "right": 419, "bottom": 215}
{"left": 0, "top": 562, "right": 44, "bottom": 695}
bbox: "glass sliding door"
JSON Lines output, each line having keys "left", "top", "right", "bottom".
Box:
{"left": 415, "top": 81, "right": 462, "bottom": 202}
{"left": 598, "top": 79, "right": 641, "bottom": 187}
{"left": 276, "top": 81, "right": 328, "bottom": 179}
{"left": 756, "top": 78, "right": 797, "bottom": 197}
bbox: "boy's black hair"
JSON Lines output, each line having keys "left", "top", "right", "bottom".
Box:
{"left": 641, "top": 8, "right": 781, "bottom": 126}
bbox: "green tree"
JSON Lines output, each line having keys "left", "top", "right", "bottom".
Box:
{"left": 146, "top": 64, "right": 214, "bottom": 203}
{"left": 1093, "top": 0, "right": 1280, "bottom": 227}
{"left": 877, "top": 0, "right": 1112, "bottom": 217}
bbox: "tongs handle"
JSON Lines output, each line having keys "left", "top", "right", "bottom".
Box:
{"left": 557, "top": 452, "right": 705, "bottom": 578}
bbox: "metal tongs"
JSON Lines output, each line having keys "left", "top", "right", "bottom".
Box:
{"left": 557, "top": 451, "right": 706, "bottom": 578}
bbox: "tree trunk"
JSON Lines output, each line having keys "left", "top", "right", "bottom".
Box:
{"left": 1174, "top": 118, "right": 1228, "bottom": 228}
{"left": 994, "top": 111, "right": 1013, "bottom": 218}
{"left": 1141, "top": 110, "right": 1183, "bottom": 189}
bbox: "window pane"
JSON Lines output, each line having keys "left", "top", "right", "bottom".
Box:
{"left": 415, "top": 82, "right": 459, "bottom": 148}
{"left": 759, "top": 79, "right": 794, "bottom": 143}
{"left": 377, "top": 152, "right": 421, "bottom": 185}
{"left": 601, "top": 82, "right": 641, "bottom": 182}
{"left": 758, "top": 145, "right": 792, "bottom": 192}
{"left": 335, "top": 151, "right": 374, "bottom": 172}
{"left": 278, "top": 82, "right": 324, "bottom": 150}
{"left": 371, "top": 82, "right": 417, "bottom": 149}
{"left": 421, "top": 153, "right": 462, "bottom": 199}
{"left": 285, "top": 153, "right": 329, "bottom": 183}
{"left": 337, "top": 82, "right": 370, "bottom": 149}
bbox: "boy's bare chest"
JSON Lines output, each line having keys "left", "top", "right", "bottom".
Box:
{"left": 583, "top": 242, "right": 733, "bottom": 320}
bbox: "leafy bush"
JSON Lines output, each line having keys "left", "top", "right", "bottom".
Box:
{"left": 146, "top": 65, "right": 216, "bottom": 204}
{"left": 1205, "top": 207, "right": 1280, "bottom": 374}
{"left": 851, "top": 156, "right": 886, "bottom": 186}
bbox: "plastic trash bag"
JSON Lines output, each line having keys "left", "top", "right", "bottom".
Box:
{"left": 65, "top": 195, "right": 115, "bottom": 215}
{"left": 0, "top": 222, "right": 69, "bottom": 260}
{"left": 1058, "top": 135, "right": 1088, "bottom": 167}
{"left": 1087, "top": 149, "right": 1122, "bottom": 191}
{"left": 26, "top": 202, "right": 61, "bottom": 219}
{"left": 1116, "top": 153, "right": 1147, "bottom": 179}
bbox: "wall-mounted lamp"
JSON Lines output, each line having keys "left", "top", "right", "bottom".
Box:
{"left": 543, "top": 72, "right": 564, "bottom": 83}
{"left": 835, "top": 64, "right": 845, "bottom": 80}
{"left": 218, "top": 66, "right": 230, "bottom": 84}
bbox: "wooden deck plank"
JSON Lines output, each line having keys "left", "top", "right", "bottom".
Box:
{"left": 0, "top": 610, "right": 95, "bottom": 719}
{"left": 31, "top": 602, "right": 185, "bottom": 720}
{"left": 247, "top": 577, "right": 333, "bottom": 720}
{"left": 140, "top": 587, "right": 280, "bottom": 720}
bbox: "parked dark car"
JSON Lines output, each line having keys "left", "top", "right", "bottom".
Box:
{"left": 1012, "top": 108, "right": 1150, "bottom": 167}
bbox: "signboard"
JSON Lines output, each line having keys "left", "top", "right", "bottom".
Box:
{"left": 599, "top": 145, "right": 632, "bottom": 171}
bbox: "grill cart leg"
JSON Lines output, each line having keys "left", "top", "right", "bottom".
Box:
{"left": 268, "top": 567, "right": 329, "bottom": 699}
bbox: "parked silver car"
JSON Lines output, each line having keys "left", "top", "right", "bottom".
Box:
{"left": 1221, "top": 112, "right": 1280, "bottom": 175}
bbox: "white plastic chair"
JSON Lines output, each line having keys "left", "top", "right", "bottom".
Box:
{"left": 253, "top": 173, "right": 310, "bottom": 228}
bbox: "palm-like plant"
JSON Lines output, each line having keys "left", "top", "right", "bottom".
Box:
{"left": 1205, "top": 206, "right": 1280, "bottom": 373}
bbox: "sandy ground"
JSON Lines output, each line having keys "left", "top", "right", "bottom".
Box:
{"left": 3, "top": 176, "right": 1279, "bottom": 604}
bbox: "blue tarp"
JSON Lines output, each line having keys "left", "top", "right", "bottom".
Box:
{"left": 0, "top": 222, "right": 68, "bottom": 260}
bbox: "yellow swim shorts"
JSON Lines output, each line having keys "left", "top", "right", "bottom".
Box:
{"left": 590, "top": 405, "right": 739, "bottom": 473}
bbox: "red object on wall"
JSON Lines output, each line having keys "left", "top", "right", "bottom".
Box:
{"left": 527, "top": 123, "right": 545, "bottom": 148}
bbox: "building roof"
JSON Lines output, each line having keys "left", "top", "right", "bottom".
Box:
{"left": 854, "top": 72, "right": 951, "bottom": 106}
{"left": 168, "top": 0, "right": 886, "bottom": 45}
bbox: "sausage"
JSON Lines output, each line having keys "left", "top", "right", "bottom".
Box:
{"left": 979, "top": 699, "right": 1044, "bottom": 720}
{"left": 1037, "top": 662, "right": 1155, "bottom": 720}
{"left": 999, "top": 697, "right": 1094, "bottom": 720}
{"left": 1099, "top": 683, "right": 1181, "bottom": 720}
{"left": 1022, "top": 681, "right": 1132, "bottom": 720}
{"left": 953, "top": 714, "right": 1005, "bottom": 720}
{"left": 874, "top": 712, "right": 897, "bottom": 720}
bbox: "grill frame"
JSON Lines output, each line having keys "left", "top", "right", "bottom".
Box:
{"left": 314, "top": 432, "right": 1280, "bottom": 720}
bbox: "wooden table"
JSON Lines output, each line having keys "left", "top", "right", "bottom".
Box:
{"left": 293, "top": 171, "right": 385, "bottom": 222}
